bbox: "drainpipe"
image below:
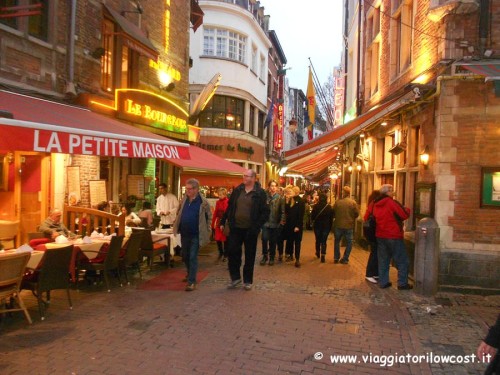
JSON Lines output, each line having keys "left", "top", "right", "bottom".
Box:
{"left": 356, "top": 0, "right": 362, "bottom": 116}
{"left": 66, "top": 0, "right": 77, "bottom": 98}
{"left": 478, "top": 0, "right": 490, "bottom": 56}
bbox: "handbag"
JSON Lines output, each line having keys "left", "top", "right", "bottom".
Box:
{"left": 363, "top": 207, "right": 376, "bottom": 242}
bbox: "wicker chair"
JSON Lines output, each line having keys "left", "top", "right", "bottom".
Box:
{"left": 0, "top": 251, "right": 32, "bottom": 324}
{"left": 76, "top": 235, "right": 124, "bottom": 292}
{"left": 21, "top": 245, "right": 74, "bottom": 321}
{"left": 119, "top": 231, "right": 144, "bottom": 284}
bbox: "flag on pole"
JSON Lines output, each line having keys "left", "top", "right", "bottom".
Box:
{"left": 264, "top": 98, "right": 275, "bottom": 128}
{"left": 306, "top": 67, "right": 315, "bottom": 140}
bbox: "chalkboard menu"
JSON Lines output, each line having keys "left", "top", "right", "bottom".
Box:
{"left": 127, "top": 175, "right": 145, "bottom": 199}
{"left": 67, "top": 166, "right": 81, "bottom": 205}
{"left": 89, "top": 180, "right": 107, "bottom": 207}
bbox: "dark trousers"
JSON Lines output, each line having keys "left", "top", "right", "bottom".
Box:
{"left": 365, "top": 240, "right": 379, "bottom": 277}
{"left": 227, "top": 227, "right": 259, "bottom": 284}
{"left": 261, "top": 226, "right": 280, "bottom": 259}
{"left": 313, "top": 227, "right": 330, "bottom": 255}
{"left": 216, "top": 240, "right": 226, "bottom": 257}
{"left": 285, "top": 231, "right": 302, "bottom": 260}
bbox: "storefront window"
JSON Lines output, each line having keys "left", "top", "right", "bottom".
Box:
{"left": 199, "top": 95, "right": 244, "bottom": 131}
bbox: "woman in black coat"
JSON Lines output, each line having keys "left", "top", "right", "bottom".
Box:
{"left": 311, "top": 193, "right": 333, "bottom": 263}
{"left": 283, "top": 186, "right": 305, "bottom": 267}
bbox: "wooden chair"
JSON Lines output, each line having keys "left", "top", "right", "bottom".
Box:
{"left": 119, "top": 231, "right": 144, "bottom": 284}
{"left": 76, "top": 235, "right": 124, "bottom": 292}
{"left": 0, "top": 252, "right": 32, "bottom": 324}
{"left": 21, "top": 245, "right": 74, "bottom": 321}
{"left": 133, "top": 228, "right": 168, "bottom": 271}
{"left": 0, "top": 220, "right": 20, "bottom": 250}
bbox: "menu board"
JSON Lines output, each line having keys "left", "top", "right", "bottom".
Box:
{"left": 127, "top": 175, "right": 145, "bottom": 199}
{"left": 67, "top": 166, "right": 81, "bottom": 205}
{"left": 89, "top": 180, "right": 107, "bottom": 207}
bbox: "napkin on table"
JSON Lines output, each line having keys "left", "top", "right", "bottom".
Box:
{"left": 16, "top": 244, "right": 34, "bottom": 253}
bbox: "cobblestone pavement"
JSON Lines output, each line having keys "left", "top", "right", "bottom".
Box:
{"left": 1, "top": 230, "right": 499, "bottom": 375}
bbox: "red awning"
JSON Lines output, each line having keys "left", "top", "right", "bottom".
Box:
{"left": 0, "top": 90, "right": 190, "bottom": 159}
{"left": 287, "top": 145, "right": 339, "bottom": 176}
{"left": 169, "top": 145, "right": 246, "bottom": 175}
{"left": 284, "top": 92, "right": 412, "bottom": 164}
{"left": 456, "top": 60, "right": 500, "bottom": 81}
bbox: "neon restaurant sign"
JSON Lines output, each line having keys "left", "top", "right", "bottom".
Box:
{"left": 91, "top": 89, "right": 189, "bottom": 134}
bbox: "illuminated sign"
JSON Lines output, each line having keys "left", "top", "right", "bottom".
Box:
{"left": 91, "top": 89, "right": 188, "bottom": 134}
{"left": 149, "top": 59, "right": 181, "bottom": 81}
{"left": 333, "top": 68, "right": 345, "bottom": 127}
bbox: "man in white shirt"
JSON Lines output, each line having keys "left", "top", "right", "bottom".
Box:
{"left": 156, "top": 183, "right": 179, "bottom": 228}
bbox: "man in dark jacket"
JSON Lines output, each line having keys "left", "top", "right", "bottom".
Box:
{"left": 373, "top": 184, "right": 412, "bottom": 290}
{"left": 221, "top": 169, "right": 270, "bottom": 291}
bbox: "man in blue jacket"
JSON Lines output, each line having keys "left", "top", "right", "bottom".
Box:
{"left": 221, "top": 170, "right": 269, "bottom": 291}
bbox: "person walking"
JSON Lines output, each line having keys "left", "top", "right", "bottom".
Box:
{"left": 260, "top": 180, "right": 285, "bottom": 266}
{"left": 332, "top": 186, "right": 359, "bottom": 264}
{"left": 173, "top": 178, "right": 212, "bottom": 292}
{"left": 311, "top": 192, "right": 333, "bottom": 263}
{"left": 363, "top": 190, "right": 381, "bottom": 283}
{"left": 211, "top": 188, "right": 229, "bottom": 262}
{"left": 477, "top": 313, "right": 500, "bottom": 374}
{"left": 373, "top": 184, "right": 412, "bottom": 290}
{"left": 156, "top": 182, "right": 179, "bottom": 229}
{"left": 220, "top": 169, "right": 269, "bottom": 291}
{"left": 283, "top": 185, "right": 305, "bottom": 268}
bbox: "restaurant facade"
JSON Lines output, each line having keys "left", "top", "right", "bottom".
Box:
{"left": 0, "top": 0, "right": 246, "bottom": 246}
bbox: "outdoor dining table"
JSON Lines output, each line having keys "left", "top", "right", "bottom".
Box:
{"left": 151, "top": 229, "right": 180, "bottom": 256}
{"left": 0, "top": 249, "right": 44, "bottom": 269}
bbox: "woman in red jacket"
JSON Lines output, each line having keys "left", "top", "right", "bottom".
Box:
{"left": 372, "top": 184, "right": 412, "bottom": 290}
{"left": 212, "top": 188, "right": 229, "bottom": 261}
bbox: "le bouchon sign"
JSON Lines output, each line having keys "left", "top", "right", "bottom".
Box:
{"left": 116, "top": 90, "right": 188, "bottom": 134}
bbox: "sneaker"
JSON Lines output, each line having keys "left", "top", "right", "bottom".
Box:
{"left": 295, "top": 260, "right": 301, "bottom": 268}
{"left": 365, "top": 276, "right": 378, "bottom": 284}
{"left": 380, "top": 282, "right": 392, "bottom": 289}
{"left": 259, "top": 256, "right": 268, "bottom": 266}
{"left": 185, "top": 283, "right": 196, "bottom": 291}
{"left": 227, "top": 279, "right": 242, "bottom": 289}
{"left": 333, "top": 259, "right": 340, "bottom": 264}
{"left": 243, "top": 283, "right": 253, "bottom": 291}
{"left": 398, "top": 284, "right": 413, "bottom": 290}
{"left": 320, "top": 255, "right": 325, "bottom": 263}
{"left": 339, "top": 258, "right": 349, "bottom": 264}
{"left": 268, "top": 258, "right": 274, "bottom": 266}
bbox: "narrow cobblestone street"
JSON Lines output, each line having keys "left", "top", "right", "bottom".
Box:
{"left": 1, "top": 230, "right": 499, "bottom": 375}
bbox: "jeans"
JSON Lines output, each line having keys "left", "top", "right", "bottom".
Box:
{"left": 377, "top": 238, "right": 409, "bottom": 287}
{"left": 333, "top": 228, "right": 353, "bottom": 261}
{"left": 227, "top": 227, "right": 259, "bottom": 284}
{"left": 261, "top": 226, "right": 280, "bottom": 259}
{"left": 313, "top": 227, "right": 330, "bottom": 255}
{"left": 181, "top": 235, "right": 199, "bottom": 285}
